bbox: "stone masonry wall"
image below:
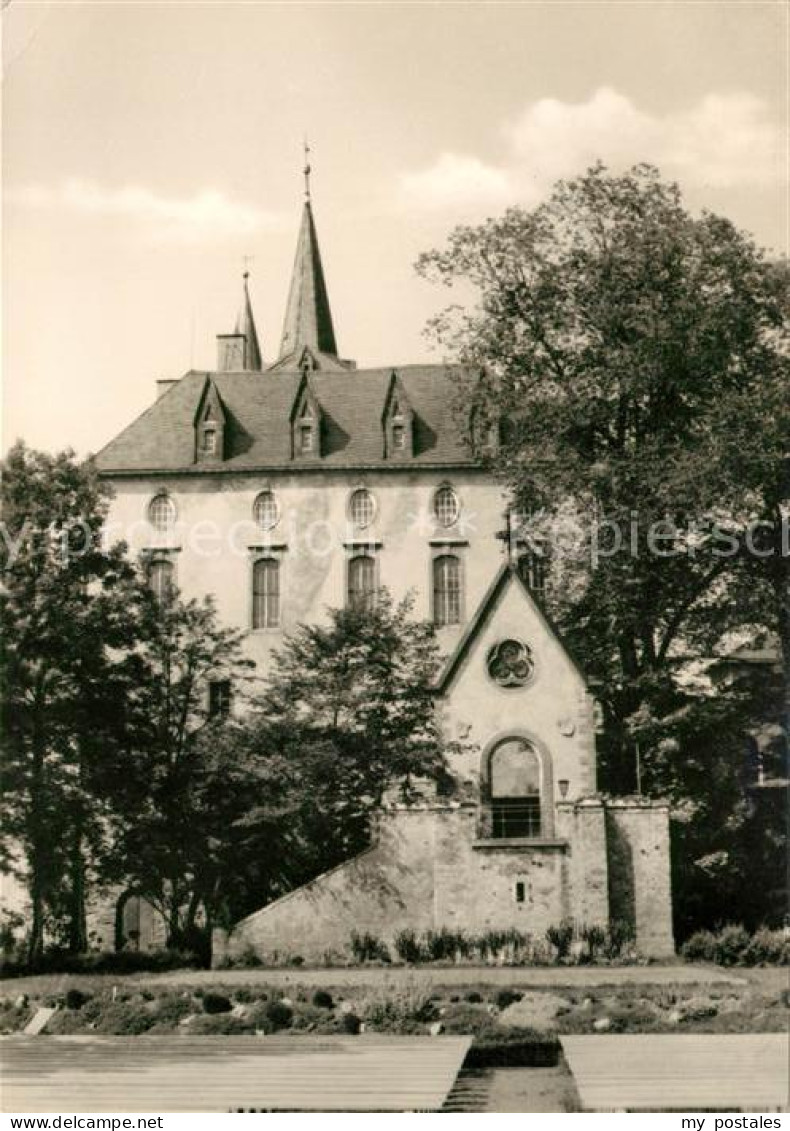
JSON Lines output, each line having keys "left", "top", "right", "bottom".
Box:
{"left": 213, "top": 801, "right": 616, "bottom": 965}
{"left": 605, "top": 800, "right": 675, "bottom": 957}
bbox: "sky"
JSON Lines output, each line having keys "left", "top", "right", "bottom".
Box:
{"left": 3, "top": 1, "right": 788, "bottom": 456}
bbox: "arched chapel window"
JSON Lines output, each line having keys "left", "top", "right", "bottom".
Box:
{"left": 347, "top": 553, "right": 376, "bottom": 612}
{"left": 252, "top": 557, "right": 280, "bottom": 629}
{"left": 490, "top": 737, "right": 542, "bottom": 839}
{"left": 433, "top": 554, "right": 461, "bottom": 626}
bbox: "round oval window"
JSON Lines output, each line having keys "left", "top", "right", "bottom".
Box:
{"left": 349, "top": 488, "right": 376, "bottom": 529}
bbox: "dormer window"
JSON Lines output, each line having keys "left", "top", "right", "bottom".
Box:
{"left": 291, "top": 376, "right": 323, "bottom": 459}
{"left": 383, "top": 372, "right": 414, "bottom": 459}
{"left": 194, "top": 377, "right": 226, "bottom": 463}
{"left": 300, "top": 420, "right": 314, "bottom": 453}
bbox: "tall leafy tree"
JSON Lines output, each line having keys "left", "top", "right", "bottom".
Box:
{"left": 417, "top": 164, "right": 788, "bottom": 929}
{"left": 110, "top": 590, "right": 256, "bottom": 954}
{"left": 417, "top": 164, "right": 787, "bottom": 756}
{"left": 0, "top": 442, "right": 140, "bottom": 962}
{"left": 233, "top": 592, "right": 454, "bottom": 911}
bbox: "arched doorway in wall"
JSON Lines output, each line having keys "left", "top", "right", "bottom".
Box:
{"left": 482, "top": 735, "right": 552, "bottom": 839}
{"left": 115, "top": 891, "right": 159, "bottom": 952}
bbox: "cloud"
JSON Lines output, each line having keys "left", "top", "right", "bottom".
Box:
{"left": 399, "top": 153, "right": 513, "bottom": 211}
{"left": 6, "top": 178, "right": 279, "bottom": 243}
{"left": 399, "top": 87, "right": 786, "bottom": 213}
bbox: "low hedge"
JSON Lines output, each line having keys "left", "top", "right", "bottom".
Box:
{"left": 466, "top": 1028, "right": 560, "bottom": 1068}
{"left": 1, "top": 948, "right": 201, "bottom": 979}
{"left": 681, "top": 925, "right": 789, "bottom": 967}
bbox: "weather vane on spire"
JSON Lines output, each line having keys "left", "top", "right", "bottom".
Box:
{"left": 303, "top": 138, "right": 312, "bottom": 201}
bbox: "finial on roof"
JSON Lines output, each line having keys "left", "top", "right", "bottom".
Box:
{"left": 303, "top": 138, "right": 311, "bottom": 201}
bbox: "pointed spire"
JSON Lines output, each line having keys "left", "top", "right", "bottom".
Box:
{"left": 277, "top": 159, "right": 339, "bottom": 362}
{"left": 235, "top": 271, "right": 262, "bottom": 371}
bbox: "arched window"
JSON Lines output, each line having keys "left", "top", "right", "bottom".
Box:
{"left": 433, "top": 553, "right": 461, "bottom": 626}
{"left": 253, "top": 489, "right": 279, "bottom": 532}
{"left": 349, "top": 488, "right": 376, "bottom": 530}
{"left": 252, "top": 557, "right": 280, "bottom": 629}
{"left": 489, "top": 737, "right": 542, "bottom": 839}
{"left": 148, "top": 493, "right": 176, "bottom": 533}
{"left": 348, "top": 554, "right": 376, "bottom": 612}
{"left": 433, "top": 484, "right": 460, "bottom": 528}
{"left": 148, "top": 558, "right": 174, "bottom": 604}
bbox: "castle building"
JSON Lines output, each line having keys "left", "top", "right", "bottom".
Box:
{"left": 96, "top": 182, "right": 674, "bottom": 961}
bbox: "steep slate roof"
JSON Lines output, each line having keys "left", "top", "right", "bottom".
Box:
{"left": 95, "top": 364, "right": 477, "bottom": 474}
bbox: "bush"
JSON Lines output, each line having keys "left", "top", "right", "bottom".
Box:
{"left": 742, "top": 928, "right": 790, "bottom": 966}
{"left": 64, "top": 988, "right": 91, "bottom": 1011}
{"left": 393, "top": 929, "right": 425, "bottom": 964}
{"left": 202, "top": 992, "right": 233, "bottom": 1015}
{"left": 713, "top": 924, "right": 751, "bottom": 966}
{"left": 153, "top": 994, "right": 194, "bottom": 1025}
{"left": 359, "top": 982, "right": 437, "bottom": 1032}
{"left": 95, "top": 1002, "right": 156, "bottom": 1035}
{"left": 495, "top": 989, "right": 522, "bottom": 1011}
{"left": 262, "top": 999, "right": 294, "bottom": 1031}
{"left": 423, "top": 928, "right": 470, "bottom": 962}
{"left": 350, "top": 931, "right": 390, "bottom": 964}
{"left": 681, "top": 929, "right": 717, "bottom": 963}
{"left": 19, "top": 947, "right": 202, "bottom": 977}
{"left": 223, "top": 946, "right": 264, "bottom": 969}
{"left": 465, "top": 991, "right": 483, "bottom": 1004}
{"left": 546, "top": 921, "right": 574, "bottom": 960}
{"left": 0, "top": 1001, "right": 32, "bottom": 1034}
{"left": 311, "top": 990, "right": 334, "bottom": 1010}
{"left": 439, "top": 1002, "right": 497, "bottom": 1036}
{"left": 581, "top": 924, "right": 607, "bottom": 960}
{"left": 606, "top": 919, "right": 636, "bottom": 959}
{"left": 340, "top": 1011, "right": 362, "bottom": 1034}
{"left": 681, "top": 924, "right": 789, "bottom": 967}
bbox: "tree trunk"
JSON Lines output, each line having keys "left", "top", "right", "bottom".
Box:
{"left": 774, "top": 570, "right": 790, "bottom": 730}
{"left": 26, "top": 865, "right": 46, "bottom": 969}
{"left": 27, "top": 696, "right": 47, "bottom": 969}
{"left": 67, "top": 821, "right": 88, "bottom": 954}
